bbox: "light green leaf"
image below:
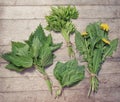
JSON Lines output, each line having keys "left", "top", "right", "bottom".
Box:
{"left": 31, "top": 37, "right": 41, "bottom": 58}
{"left": 50, "top": 42, "right": 63, "bottom": 52}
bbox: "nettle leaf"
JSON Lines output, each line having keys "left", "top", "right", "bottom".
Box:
{"left": 45, "top": 34, "right": 62, "bottom": 52}
{"left": 12, "top": 41, "right": 29, "bottom": 56}
{"left": 50, "top": 42, "right": 63, "bottom": 52}
{"left": 2, "top": 53, "right": 33, "bottom": 68}
{"left": 5, "top": 63, "right": 27, "bottom": 72}
{"left": 31, "top": 37, "right": 41, "bottom": 58}
{"left": 25, "top": 33, "right": 34, "bottom": 46}
{"left": 33, "top": 24, "right": 47, "bottom": 43}
{"left": 2, "top": 24, "right": 62, "bottom": 94}
{"left": 46, "top": 34, "right": 53, "bottom": 46}
{"left": 54, "top": 60, "right": 85, "bottom": 88}
{"left": 25, "top": 24, "right": 47, "bottom": 46}
{"left": 39, "top": 45, "right": 54, "bottom": 67}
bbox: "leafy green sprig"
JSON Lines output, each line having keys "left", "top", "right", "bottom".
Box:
{"left": 45, "top": 6, "right": 79, "bottom": 58}
{"left": 75, "top": 22, "right": 118, "bottom": 96}
{"left": 2, "top": 24, "right": 62, "bottom": 94}
{"left": 54, "top": 59, "right": 85, "bottom": 97}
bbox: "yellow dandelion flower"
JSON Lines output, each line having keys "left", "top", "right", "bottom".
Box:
{"left": 102, "top": 38, "right": 110, "bottom": 45}
{"left": 100, "top": 23, "right": 109, "bottom": 31}
{"left": 81, "top": 32, "right": 88, "bottom": 36}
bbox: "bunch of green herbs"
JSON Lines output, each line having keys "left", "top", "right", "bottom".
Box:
{"left": 2, "top": 25, "right": 62, "bottom": 94}
{"left": 54, "top": 59, "right": 85, "bottom": 97}
{"left": 75, "top": 22, "right": 118, "bottom": 96}
{"left": 45, "top": 6, "right": 79, "bottom": 57}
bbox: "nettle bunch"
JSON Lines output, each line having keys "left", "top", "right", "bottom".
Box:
{"left": 54, "top": 59, "right": 85, "bottom": 97}
{"left": 2, "top": 25, "right": 62, "bottom": 94}
{"left": 45, "top": 6, "right": 79, "bottom": 57}
{"left": 75, "top": 22, "right": 118, "bottom": 96}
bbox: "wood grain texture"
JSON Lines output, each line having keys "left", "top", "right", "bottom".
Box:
{"left": 0, "top": 19, "right": 119, "bottom": 45}
{"left": 0, "top": 73, "right": 119, "bottom": 93}
{"left": 95, "top": 88, "right": 120, "bottom": 102}
{"left": 0, "top": 0, "right": 120, "bottom": 102}
{"left": 0, "top": 60, "right": 120, "bottom": 77}
{"left": 0, "top": 0, "right": 120, "bottom": 6}
{"left": 0, "top": 89, "right": 95, "bottom": 102}
{"left": 0, "top": 6, "right": 120, "bottom": 19}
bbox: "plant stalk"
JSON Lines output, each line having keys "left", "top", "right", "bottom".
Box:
{"left": 35, "top": 65, "right": 53, "bottom": 94}
{"left": 61, "top": 29, "right": 75, "bottom": 58}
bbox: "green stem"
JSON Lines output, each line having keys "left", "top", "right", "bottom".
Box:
{"left": 68, "top": 44, "right": 75, "bottom": 58}
{"left": 88, "top": 76, "right": 99, "bottom": 97}
{"left": 45, "top": 76, "right": 53, "bottom": 94}
{"left": 55, "top": 86, "right": 63, "bottom": 98}
{"left": 61, "top": 29, "right": 75, "bottom": 58}
{"left": 35, "top": 65, "right": 53, "bottom": 94}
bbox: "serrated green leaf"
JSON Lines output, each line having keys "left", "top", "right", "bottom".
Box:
{"left": 31, "top": 37, "right": 41, "bottom": 58}
{"left": 2, "top": 53, "right": 33, "bottom": 68}
{"left": 33, "top": 24, "right": 47, "bottom": 43}
{"left": 39, "top": 46, "right": 53, "bottom": 67}
{"left": 54, "top": 60, "right": 85, "bottom": 88}
{"left": 12, "top": 41, "right": 29, "bottom": 56}
{"left": 50, "top": 42, "right": 63, "bottom": 52}
{"left": 5, "top": 63, "right": 26, "bottom": 72}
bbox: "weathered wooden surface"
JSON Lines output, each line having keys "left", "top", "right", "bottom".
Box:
{"left": 0, "top": 0, "right": 120, "bottom": 102}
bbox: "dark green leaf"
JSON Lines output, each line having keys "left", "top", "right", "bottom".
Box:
{"left": 2, "top": 53, "right": 33, "bottom": 68}
{"left": 12, "top": 41, "right": 29, "bottom": 56}
{"left": 5, "top": 63, "right": 26, "bottom": 72}
{"left": 54, "top": 60, "right": 85, "bottom": 88}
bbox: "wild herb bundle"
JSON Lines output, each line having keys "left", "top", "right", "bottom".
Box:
{"left": 2, "top": 25, "right": 62, "bottom": 94}
{"left": 54, "top": 59, "right": 85, "bottom": 97}
{"left": 45, "top": 6, "right": 79, "bottom": 57}
{"left": 75, "top": 22, "right": 118, "bottom": 96}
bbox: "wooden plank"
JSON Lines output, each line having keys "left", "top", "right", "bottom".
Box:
{"left": 0, "top": 76, "right": 86, "bottom": 92}
{"left": 0, "top": 39, "right": 119, "bottom": 60}
{"left": 0, "top": 61, "right": 57, "bottom": 77}
{"left": 95, "top": 88, "right": 120, "bottom": 102}
{"left": 99, "top": 73, "right": 120, "bottom": 88}
{"left": 0, "top": 60, "right": 120, "bottom": 77}
{"left": 0, "top": 6, "right": 120, "bottom": 19}
{"left": 0, "top": 19, "right": 119, "bottom": 45}
{"left": 0, "top": 0, "right": 120, "bottom": 6}
{"left": 0, "top": 0, "right": 16, "bottom": 6}
{"left": 0, "top": 89, "right": 95, "bottom": 102}
{"left": 0, "top": 73, "right": 119, "bottom": 92}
